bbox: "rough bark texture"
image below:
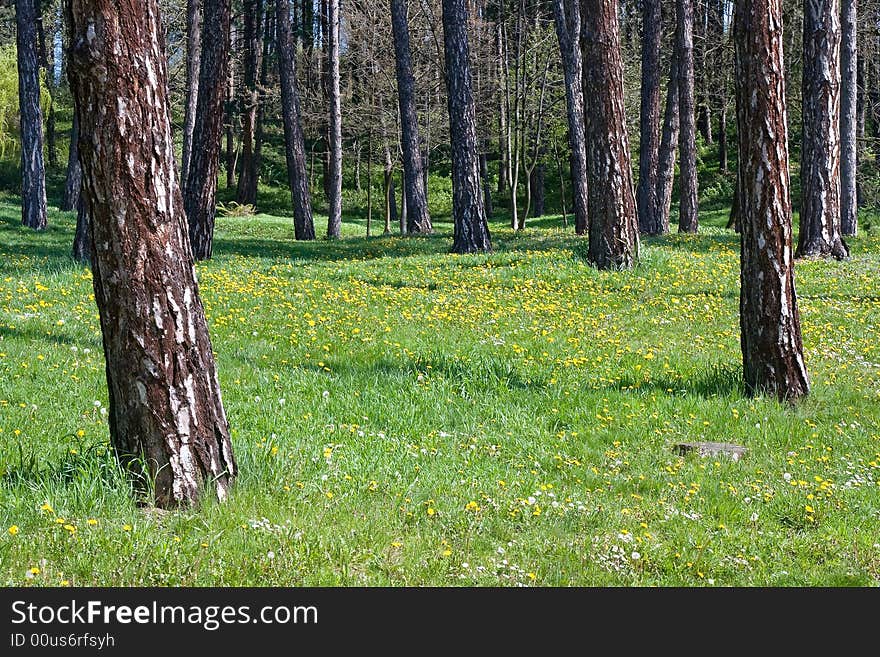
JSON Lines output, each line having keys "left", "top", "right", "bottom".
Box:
{"left": 797, "top": 0, "right": 848, "bottom": 259}
{"left": 581, "top": 0, "right": 639, "bottom": 270}
{"left": 67, "top": 0, "right": 237, "bottom": 506}
{"left": 840, "top": 0, "right": 858, "bottom": 236}
{"left": 16, "top": 0, "right": 48, "bottom": 231}
{"left": 636, "top": 0, "right": 662, "bottom": 234}
{"left": 181, "top": 0, "right": 201, "bottom": 190}
{"left": 391, "top": 0, "right": 432, "bottom": 235}
{"left": 276, "top": 0, "right": 315, "bottom": 240}
{"left": 61, "top": 111, "right": 82, "bottom": 212}
{"left": 676, "top": 0, "right": 699, "bottom": 233}
{"left": 552, "top": 0, "right": 589, "bottom": 236}
{"left": 734, "top": 0, "right": 810, "bottom": 401}
{"left": 326, "top": 0, "right": 343, "bottom": 239}
{"left": 236, "top": 0, "right": 264, "bottom": 206}
{"left": 654, "top": 49, "right": 679, "bottom": 235}
{"left": 184, "top": 0, "right": 231, "bottom": 260}
{"left": 442, "top": 0, "right": 492, "bottom": 253}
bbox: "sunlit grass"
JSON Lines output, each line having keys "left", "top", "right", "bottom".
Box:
{"left": 1, "top": 196, "right": 879, "bottom": 586}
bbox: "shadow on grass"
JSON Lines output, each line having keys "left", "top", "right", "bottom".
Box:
{"left": 600, "top": 364, "right": 744, "bottom": 399}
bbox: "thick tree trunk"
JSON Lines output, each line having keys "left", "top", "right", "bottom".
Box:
{"left": 840, "top": 0, "right": 857, "bottom": 236}
{"left": 184, "top": 0, "right": 231, "bottom": 261}
{"left": 654, "top": 49, "right": 679, "bottom": 234}
{"left": 391, "top": 0, "right": 432, "bottom": 235}
{"left": 734, "top": 0, "right": 810, "bottom": 401}
{"left": 61, "top": 111, "right": 82, "bottom": 212}
{"left": 552, "top": 0, "right": 589, "bottom": 236}
{"left": 797, "top": 0, "right": 848, "bottom": 259}
{"left": 677, "top": 0, "right": 699, "bottom": 233}
{"left": 15, "top": 0, "right": 48, "bottom": 231}
{"left": 442, "top": 0, "right": 492, "bottom": 253}
{"left": 326, "top": 0, "right": 343, "bottom": 239}
{"left": 276, "top": 0, "right": 316, "bottom": 240}
{"left": 67, "top": 0, "right": 237, "bottom": 507}
{"left": 636, "top": 0, "right": 662, "bottom": 235}
{"left": 581, "top": 0, "right": 640, "bottom": 270}
{"left": 181, "top": 0, "right": 201, "bottom": 190}
{"left": 236, "top": 0, "right": 265, "bottom": 206}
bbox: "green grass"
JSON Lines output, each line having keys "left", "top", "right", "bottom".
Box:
{"left": 1, "top": 193, "right": 880, "bottom": 587}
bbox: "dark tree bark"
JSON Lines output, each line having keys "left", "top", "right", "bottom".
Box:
{"left": 530, "top": 164, "right": 545, "bottom": 217}
{"left": 442, "top": 0, "right": 492, "bottom": 253}
{"left": 797, "top": 0, "right": 848, "bottom": 259}
{"left": 181, "top": 0, "right": 201, "bottom": 190}
{"left": 654, "top": 48, "right": 679, "bottom": 235}
{"left": 236, "top": 0, "right": 265, "bottom": 206}
{"left": 734, "top": 0, "right": 810, "bottom": 401}
{"left": 676, "top": 0, "right": 699, "bottom": 233}
{"left": 840, "top": 0, "right": 857, "bottom": 236}
{"left": 581, "top": 0, "right": 640, "bottom": 270}
{"left": 253, "top": 8, "right": 273, "bottom": 184}
{"left": 184, "top": 0, "right": 231, "bottom": 260}
{"left": 326, "top": 0, "right": 343, "bottom": 239}
{"left": 225, "top": 22, "right": 237, "bottom": 192}
{"left": 71, "top": 198, "right": 91, "bottom": 264}
{"left": 15, "top": 0, "right": 48, "bottom": 230}
{"left": 391, "top": 0, "right": 432, "bottom": 234}
{"left": 61, "top": 111, "right": 82, "bottom": 212}
{"left": 67, "top": 0, "right": 237, "bottom": 507}
{"left": 552, "top": 0, "right": 588, "bottom": 236}
{"left": 636, "top": 0, "right": 662, "bottom": 235}
{"left": 276, "top": 0, "right": 316, "bottom": 240}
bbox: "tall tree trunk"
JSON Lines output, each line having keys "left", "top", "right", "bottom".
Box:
{"left": 442, "top": 0, "right": 492, "bottom": 253}
{"left": 67, "top": 0, "right": 237, "bottom": 507}
{"left": 184, "top": 0, "right": 232, "bottom": 261}
{"left": 840, "top": 0, "right": 858, "bottom": 236}
{"left": 797, "top": 0, "right": 849, "bottom": 259}
{"left": 734, "top": 0, "right": 810, "bottom": 401}
{"left": 225, "top": 22, "right": 237, "bottom": 191}
{"left": 181, "top": 0, "right": 202, "bottom": 191}
{"left": 552, "top": 0, "right": 589, "bottom": 236}
{"left": 581, "top": 0, "right": 640, "bottom": 270}
{"left": 326, "top": 0, "right": 342, "bottom": 239}
{"left": 254, "top": 8, "right": 273, "bottom": 185}
{"left": 15, "top": 0, "right": 48, "bottom": 231}
{"left": 71, "top": 198, "right": 91, "bottom": 264}
{"left": 236, "top": 0, "right": 265, "bottom": 206}
{"left": 496, "top": 22, "right": 509, "bottom": 198}
{"left": 530, "top": 164, "right": 545, "bottom": 217}
{"left": 276, "top": 0, "right": 316, "bottom": 240}
{"left": 718, "top": 92, "right": 728, "bottom": 173}
{"left": 391, "top": 0, "right": 432, "bottom": 234}
{"left": 480, "top": 151, "right": 494, "bottom": 217}
{"left": 855, "top": 37, "right": 866, "bottom": 207}
{"left": 35, "top": 13, "right": 57, "bottom": 169}
{"left": 654, "top": 48, "right": 679, "bottom": 234}
{"left": 636, "top": 0, "right": 662, "bottom": 234}
{"left": 677, "top": 0, "right": 699, "bottom": 233}
{"left": 61, "top": 111, "right": 82, "bottom": 212}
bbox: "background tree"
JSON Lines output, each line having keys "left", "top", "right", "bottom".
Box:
{"left": 734, "top": 0, "right": 810, "bottom": 401}
{"left": 67, "top": 0, "right": 237, "bottom": 507}
{"left": 841, "top": 0, "right": 858, "bottom": 236}
{"left": 326, "top": 0, "right": 342, "bottom": 239}
{"left": 636, "top": 0, "right": 661, "bottom": 234}
{"left": 581, "top": 0, "right": 639, "bottom": 270}
{"left": 236, "top": 0, "right": 265, "bottom": 206}
{"left": 676, "top": 0, "right": 699, "bottom": 233}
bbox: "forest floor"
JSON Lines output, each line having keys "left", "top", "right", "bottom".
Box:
{"left": 1, "top": 196, "right": 880, "bottom": 586}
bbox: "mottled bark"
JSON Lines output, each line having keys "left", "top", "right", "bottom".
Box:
{"left": 67, "top": 0, "right": 237, "bottom": 506}
{"left": 797, "top": 0, "right": 848, "bottom": 259}
{"left": 442, "top": 0, "right": 492, "bottom": 253}
{"left": 15, "top": 0, "right": 48, "bottom": 231}
{"left": 326, "top": 0, "right": 343, "bottom": 239}
{"left": 552, "top": 0, "right": 588, "bottom": 235}
{"left": 581, "top": 0, "right": 640, "bottom": 270}
{"left": 734, "top": 0, "right": 810, "bottom": 401}
{"left": 181, "top": 0, "right": 201, "bottom": 190}
{"left": 636, "top": 0, "right": 662, "bottom": 234}
{"left": 61, "top": 111, "right": 82, "bottom": 212}
{"left": 840, "top": 0, "right": 857, "bottom": 236}
{"left": 391, "top": 0, "right": 432, "bottom": 234}
{"left": 236, "top": 0, "right": 265, "bottom": 206}
{"left": 276, "top": 0, "right": 315, "bottom": 240}
{"left": 184, "top": 0, "right": 231, "bottom": 261}
{"left": 677, "top": 0, "right": 699, "bottom": 233}
{"left": 654, "top": 49, "right": 679, "bottom": 235}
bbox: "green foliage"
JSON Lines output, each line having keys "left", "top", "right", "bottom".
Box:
{"left": 0, "top": 45, "right": 52, "bottom": 160}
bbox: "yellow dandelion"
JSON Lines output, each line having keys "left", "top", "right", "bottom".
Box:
{"left": 122, "top": 524, "right": 132, "bottom": 531}
{"left": 8, "top": 525, "right": 19, "bottom": 536}
{"left": 87, "top": 518, "right": 98, "bottom": 526}
{"left": 427, "top": 507, "right": 436, "bottom": 516}
{"left": 325, "top": 491, "right": 334, "bottom": 499}
{"left": 40, "top": 502, "right": 54, "bottom": 513}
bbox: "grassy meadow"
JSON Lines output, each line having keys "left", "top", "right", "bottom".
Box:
{"left": 1, "top": 191, "right": 880, "bottom": 586}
